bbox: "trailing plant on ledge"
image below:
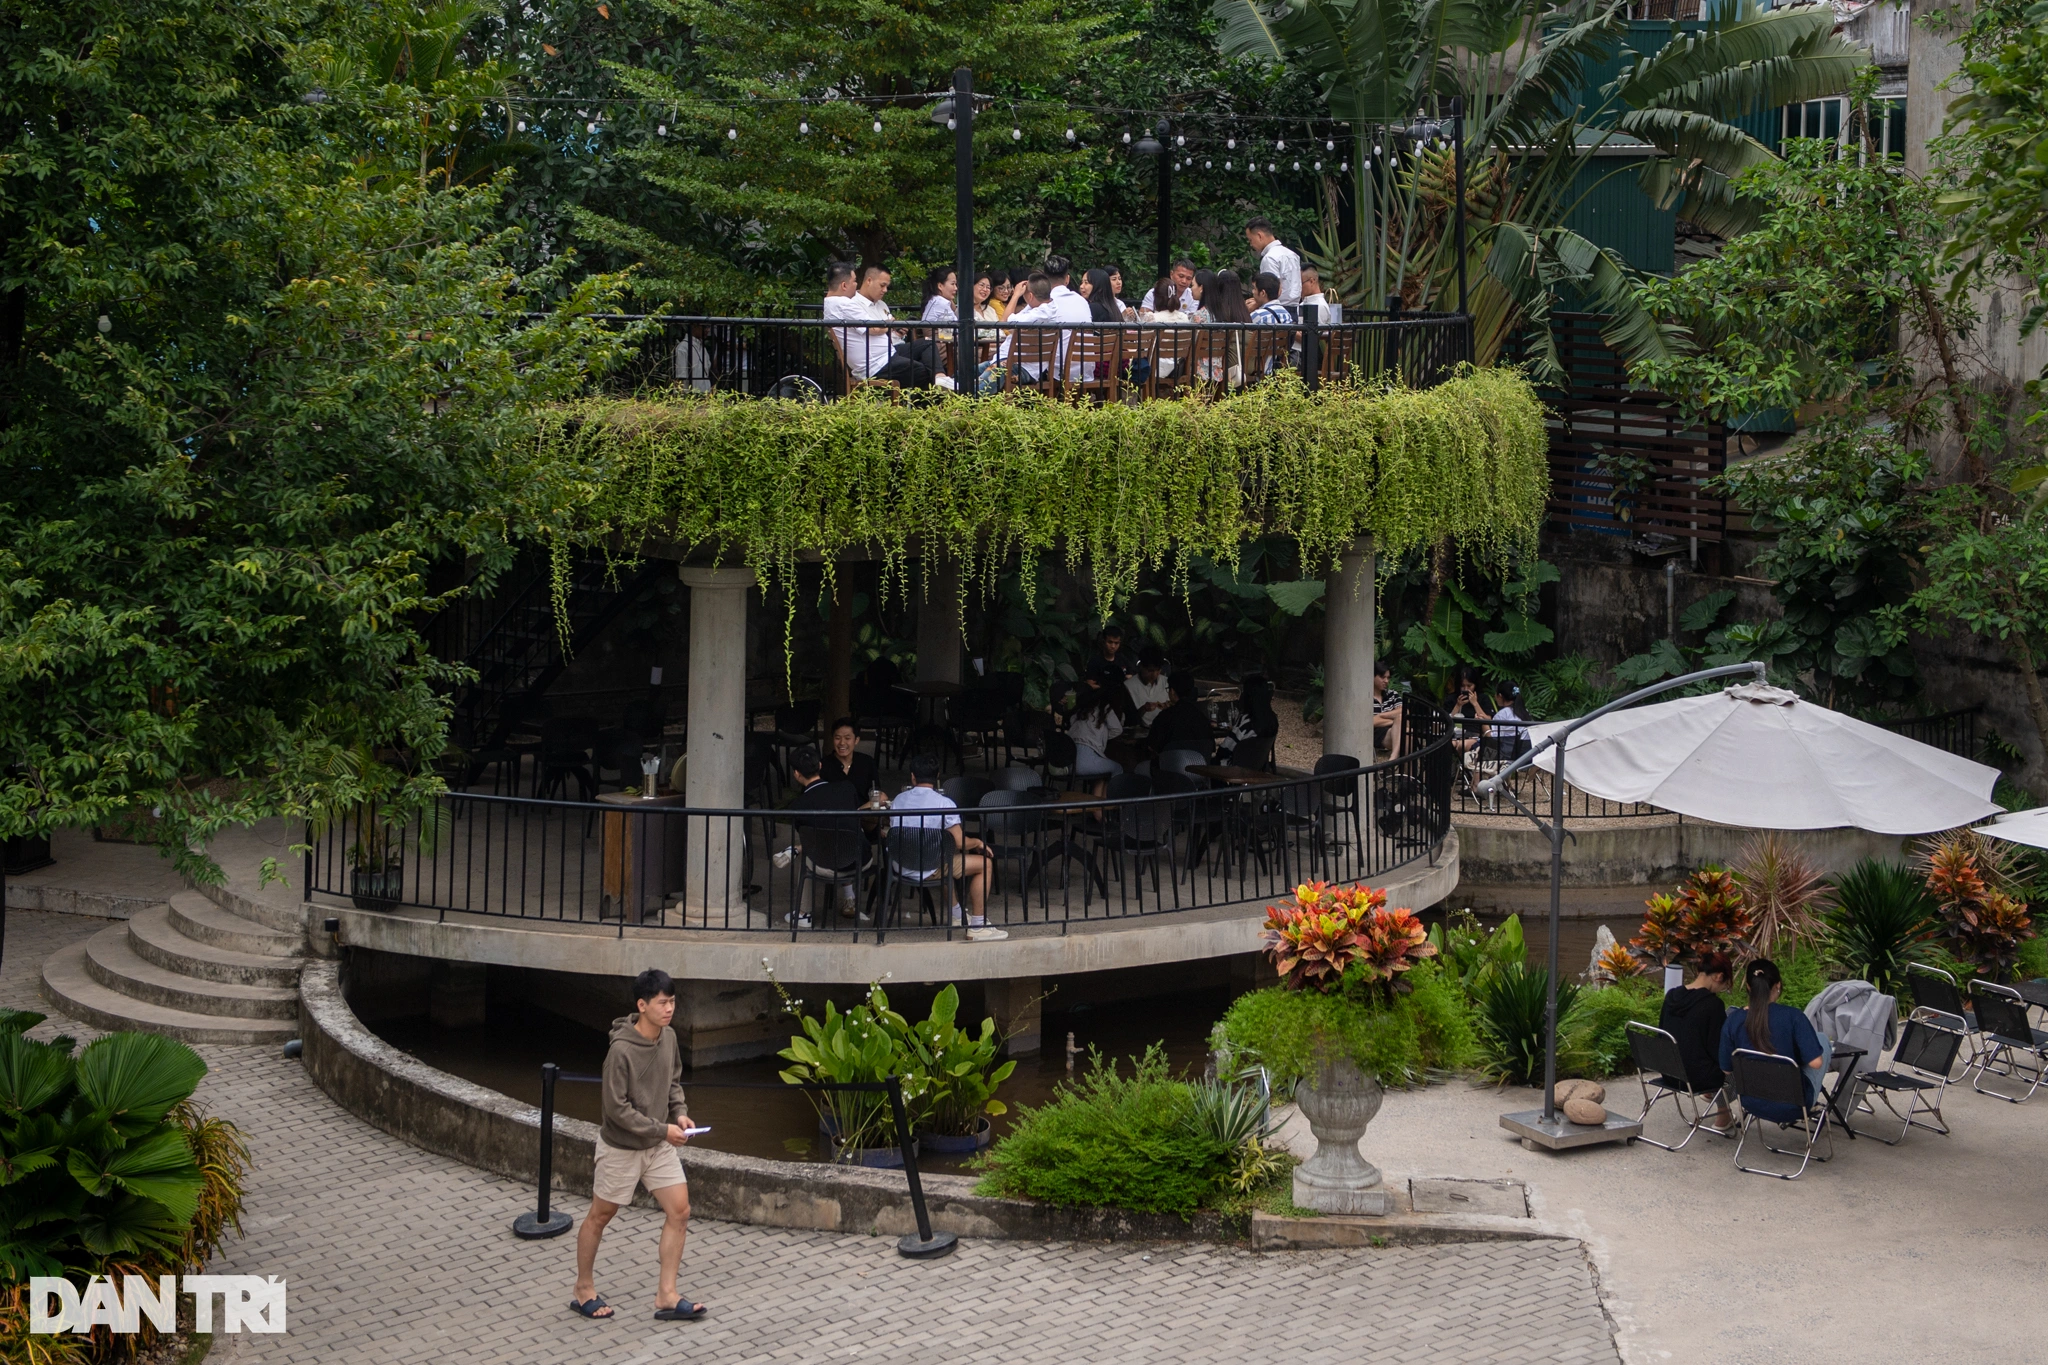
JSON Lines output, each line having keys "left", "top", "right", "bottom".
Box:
{"left": 536, "top": 369, "right": 1549, "bottom": 633}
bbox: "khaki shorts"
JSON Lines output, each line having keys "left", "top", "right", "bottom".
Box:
{"left": 592, "top": 1136, "right": 686, "bottom": 1205}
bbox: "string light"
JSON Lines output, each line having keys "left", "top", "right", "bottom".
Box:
{"left": 1292, "top": 160, "right": 1300, "bottom": 170}
{"left": 1175, "top": 134, "right": 1184, "bottom": 146}
{"left": 587, "top": 121, "right": 598, "bottom": 133}
{"left": 657, "top": 124, "right": 667, "bottom": 136}
{"left": 873, "top": 118, "right": 882, "bottom": 132}
{"left": 1012, "top": 126, "right": 1022, "bottom": 140}
{"left": 1267, "top": 162, "right": 1276, "bottom": 172}
{"left": 516, "top": 120, "right": 527, "bottom": 131}
{"left": 726, "top": 127, "right": 736, "bottom": 140}
{"left": 1313, "top": 159, "right": 1321, "bottom": 170}
{"left": 799, "top": 120, "right": 809, "bottom": 133}
{"left": 1204, "top": 159, "right": 1212, "bottom": 169}
{"left": 1224, "top": 159, "right": 1233, "bottom": 169}
{"left": 1066, "top": 127, "right": 1075, "bottom": 140}
{"left": 1276, "top": 139, "right": 1285, "bottom": 150}
{"left": 946, "top": 118, "right": 956, "bottom": 130}
{"left": 1327, "top": 140, "right": 1335, "bottom": 151}
{"left": 1226, "top": 138, "right": 1236, "bottom": 149}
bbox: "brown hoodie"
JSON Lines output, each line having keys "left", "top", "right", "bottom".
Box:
{"left": 600, "top": 1014, "right": 688, "bottom": 1150}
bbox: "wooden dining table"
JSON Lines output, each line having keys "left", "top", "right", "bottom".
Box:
{"left": 1187, "top": 764, "right": 1282, "bottom": 787}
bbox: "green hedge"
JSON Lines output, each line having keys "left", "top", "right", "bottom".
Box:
{"left": 543, "top": 368, "right": 1549, "bottom": 618}
{"left": 1216, "top": 960, "right": 1478, "bottom": 1090}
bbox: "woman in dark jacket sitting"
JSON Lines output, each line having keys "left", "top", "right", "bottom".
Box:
{"left": 1147, "top": 672, "right": 1214, "bottom": 761}
{"left": 1659, "top": 951, "right": 1734, "bottom": 1132}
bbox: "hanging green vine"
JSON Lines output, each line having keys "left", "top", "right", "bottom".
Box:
{"left": 536, "top": 368, "right": 1548, "bottom": 629}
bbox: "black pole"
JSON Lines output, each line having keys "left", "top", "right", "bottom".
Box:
{"left": 1452, "top": 97, "right": 1469, "bottom": 327}
{"left": 1156, "top": 119, "right": 1173, "bottom": 281}
{"left": 1301, "top": 302, "right": 1320, "bottom": 392}
{"left": 953, "top": 66, "right": 974, "bottom": 395}
{"left": 1542, "top": 747, "right": 1562, "bottom": 1125}
{"left": 889, "top": 1074, "right": 958, "bottom": 1259}
{"left": 513, "top": 1062, "right": 574, "bottom": 1239}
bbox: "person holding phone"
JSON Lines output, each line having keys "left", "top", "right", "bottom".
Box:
{"left": 571, "top": 969, "right": 706, "bottom": 1323}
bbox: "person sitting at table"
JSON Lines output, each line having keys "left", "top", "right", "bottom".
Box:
{"left": 1660, "top": 951, "right": 1735, "bottom": 1132}
{"left": 1298, "top": 265, "right": 1342, "bottom": 326}
{"left": 1147, "top": 672, "right": 1213, "bottom": 761}
{"left": 821, "top": 716, "right": 880, "bottom": 799}
{"left": 1216, "top": 673, "right": 1279, "bottom": 765}
{"left": 1083, "top": 267, "right": 1148, "bottom": 388}
{"left": 1125, "top": 650, "right": 1170, "bottom": 721}
{"left": 889, "top": 752, "right": 1002, "bottom": 938}
{"left": 1718, "top": 958, "right": 1832, "bottom": 1123}
{"left": 1188, "top": 268, "right": 1216, "bottom": 321}
{"left": 1444, "top": 664, "right": 1491, "bottom": 757}
{"left": 971, "top": 270, "right": 1002, "bottom": 346}
{"left": 1084, "top": 624, "right": 1135, "bottom": 683}
{"left": 1373, "top": 662, "right": 1404, "bottom": 759}
{"left": 1201, "top": 271, "right": 1251, "bottom": 385}
{"left": 1141, "top": 259, "right": 1198, "bottom": 313}
{"left": 985, "top": 272, "right": 1057, "bottom": 393}
{"left": 1107, "top": 267, "right": 1138, "bottom": 320}
{"left": 788, "top": 745, "right": 864, "bottom": 928}
{"left": 921, "top": 266, "right": 959, "bottom": 323}
{"left": 1066, "top": 683, "right": 1126, "bottom": 794}
{"left": 1488, "top": 683, "right": 1532, "bottom": 761}
{"left": 822, "top": 262, "right": 949, "bottom": 390}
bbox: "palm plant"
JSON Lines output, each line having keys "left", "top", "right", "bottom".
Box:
{"left": 1213, "top": 0, "right": 1868, "bottom": 376}
{"left": 1474, "top": 961, "right": 1579, "bottom": 1085}
{"left": 1823, "top": 858, "right": 1938, "bottom": 995}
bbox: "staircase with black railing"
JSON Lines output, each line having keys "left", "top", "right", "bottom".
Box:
{"left": 445, "top": 549, "right": 666, "bottom": 756}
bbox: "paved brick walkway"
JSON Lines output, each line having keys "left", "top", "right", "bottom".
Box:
{"left": 13, "top": 908, "right": 1619, "bottom": 1364}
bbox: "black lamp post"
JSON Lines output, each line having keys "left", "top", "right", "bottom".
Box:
{"left": 931, "top": 68, "right": 976, "bottom": 386}
{"left": 1131, "top": 119, "right": 1171, "bottom": 280}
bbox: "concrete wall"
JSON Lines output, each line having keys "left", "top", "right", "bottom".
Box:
{"left": 301, "top": 961, "right": 1235, "bottom": 1244}
{"left": 1548, "top": 541, "right": 1780, "bottom": 669}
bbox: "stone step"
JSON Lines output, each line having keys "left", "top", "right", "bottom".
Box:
{"left": 40, "top": 943, "right": 298, "bottom": 1045}
{"left": 127, "top": 904, "right": 303, "bottom": 988}
{"left": 191, "top": 877, "right": 307, "bottom": 937}
{"left": 168, "top": 891, "right": 301, "bottom": 958}
{"left": 83, "top": 928, "right": 299, "bottom": 1021}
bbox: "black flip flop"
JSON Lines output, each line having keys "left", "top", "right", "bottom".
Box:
{"left": 569, "top": 1296, "right": 613, "bottom": 1320}
{"left": 653, "top": 1299, "right": 707, "bottom": 1321}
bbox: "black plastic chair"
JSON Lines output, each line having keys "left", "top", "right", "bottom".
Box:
{"left": 1313, "top": 754, "right": 1364, "bottom": 855}
{"left": 1730, "top": 1048, "right": 1834, "bottom": 1179}
{"left": 941, "top": 775, "right": 994, "bottom": 810}
{"left": 879, "top": 824, "right": 957, "bottom": 933}
{"left": 1853, "top": 1017, "right": 1964, "bottom": 1143}
{"left": 1625, "top": 1021, "right": 1719, "bottom": 1152}
{"left": 990, "top": 766, "right": 1043, "bottom": 792}
{"left": 794, "top": 822, "right": 874, "bottom": 932}
{"left": 1041, "top": 730, "right": 1079, "bottom": 790}
{"left": 947, "top": 690, "right": 1008, "bottom": 769}
{"left": 1969, "top": 983, "right": 2048, "bottom": 1104}
{"left": 536, "top": 717, "right": 599, "bottom": 803}
{"left": 1230, "top": 734, "right": 1274, "bottom": 772}
{"left": 592, "top": 728, "right": 647, "bottom": 793}
{"left": 977, "top": 789, "right": 1048, "bottom": 906}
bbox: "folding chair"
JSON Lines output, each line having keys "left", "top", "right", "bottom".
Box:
{"left": 1625, "top": 1021, "right": 1719, "bottom": 1152}
{"left": 1905, "top": 963, "right": 1981, "bottom": 1077}
{"left": 1851, "top": 1017, "right": 1963, "bottom": 1143}
{"left": 1730, "top": 1048, "right": 1834, "bottom": 1180}
{"left": 1969, "top": 982, "right": 2048, "bottom": 1104}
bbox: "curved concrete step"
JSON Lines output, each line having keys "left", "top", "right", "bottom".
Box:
{"left": 168, "top": 891, "right": 300, "bottom": 958}
{"left": 41, "top": 943, "right": 297, "bottom": 1045}
{"left": 83, "top": 928, "right": 298, "bottom": 1021}
{"left": 127, "top": 905, "right": 303, "bottom": 988}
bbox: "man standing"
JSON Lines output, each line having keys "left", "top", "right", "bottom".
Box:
{"left": 1244, "top": 217, "right": 1302, "bottom": 304}
{"left": 570, "top": 969, "right": 704, "bottom": 1324}
{"left": 1141, "top": 258, "right": 1198, "bottom": 312}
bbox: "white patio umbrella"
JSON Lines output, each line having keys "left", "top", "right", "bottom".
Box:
{"left": 1974, "top": 806, "right": 2048, "bottom": 852}
{"left": 1524, "top": 682, "right": 2002, "bottom": 836}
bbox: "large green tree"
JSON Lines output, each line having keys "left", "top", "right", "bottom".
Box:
{"left": 0, "top": 0, "right": 629, "bottom": 874}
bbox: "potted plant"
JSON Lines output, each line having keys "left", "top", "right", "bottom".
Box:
{"left": 896, "top": 984, "right": 1014, "bottom": 1152}
{"left": 309, "top": 743, "right": 449, "bottom": 912}
{"left": 771, "top": 977, "right": 924, "bottom": 1167}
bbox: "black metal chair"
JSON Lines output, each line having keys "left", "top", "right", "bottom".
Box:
{"left": 1969, "top": 982, "right": 2048, "bottom": 1104}
{"left": 1156, "top": 747, "right": 1206, "bottom": 777}
{"left": 1730, "top": 1048, "right": 1834, "bottom": 1180}
{"left": 1313, "top": 753, "right": 1365, "bottom": 856}
{"left": 1229, "top": 734, "right": 1274, "bottom": 772}
{"left": 1041, "top": 730, "right": 1079, "bottom": 790}
{"left": 1625, "top": 1021, "right": 1719, "bottom": 1152}
{"left": 1906, "top": 963, "right": 1981, "bottom": 1077}
{"left": 793, "top": 822, "right": 874, "bottom": 932}
{"left": 990, "top": 766, "right": 1043, "bottom": 792}
{"left": 977, "top": 789, "right": 1049, "bottom": 906}
{"left": 878, "top": 825, "right": 957, "bottom": 932}
{"left": 947, "top": 689, "right": 1007, "bottom": 769}
{"left": 535, "top": 717, "right": 599, "bottom": 803}
{"left": 1000, "top": 705, "right": 1048, "bottom": 769}
{"left": 1852, "top": 1017, "right": 1964, "bottom": 1143}
{"left": 591, "top": 728, "right": 646, "bottom": 793}
{"left": 941, "top": 775, "right": 994, "bottom": 810}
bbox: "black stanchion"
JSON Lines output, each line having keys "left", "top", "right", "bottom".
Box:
{"left": 887, "top": 1075, "right": 957, "bottom": 1259}
{"left": 513, "top": 1062, "right": 574, "bottom": 1239}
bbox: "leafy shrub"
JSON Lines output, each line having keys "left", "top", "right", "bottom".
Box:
{"left": 1523, "top": 654, "right": 1615, "bottom": 721}
{"left": 1918, "top": 831, "right": 2035, "bottom": 977}
{"left": 1631, "top": 867, "right": 1753, "bottom": 968}
{"left": 1561, "top": 980, "right": 1663, "bottom": 1079}
{"left": 1823, "top": 859, "right": 1938, "bottom": 995}
{"left": 1594, "top": 939, "right": 1645, "bottom": 983}
{"left": 2016, "top": 934, "right": 2048, "bottom": 983}
{"left": 1218, "top": 959, "right": 1475, "bottom": 1091}
{"left": 974, "top": 1048, "right": 1232, "bottom": 1215}
{"left": 895, "top": 985, "right": 1015, "bottom": 1138}
{"left": 1775, "top": 942, "right": 1831, "bottom": 1010}
{"left": 1428, "top": 909, "right": 1525, "bottom": 993}
{"left": 1474, "top": 963, "right": 1580, "bottom": 1086}
{"left": 1734, "top": 832, "right": 1826, "bottom": 957}
{"left": 1258, "top": 882, "right": 1436, "bottom": 994}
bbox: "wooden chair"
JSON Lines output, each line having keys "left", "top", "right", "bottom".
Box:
{"left": 1067, "top": 327, "right": 1124, "bottom": 404}
{"left": 1152, "top": 324, "right": 1196, "bottom": 397}
{"left": 826, "top": 324, "right": 900, "bottom": 398}
{"left": 1244, "top": 325, "right": 1290, "bottom": 385}
{"left": 1004, "top": 328, "right": 1061, "bottom": 395}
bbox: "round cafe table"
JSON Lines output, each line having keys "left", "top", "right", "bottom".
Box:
{"left": 1187, "top": 764, "right": 1281, "bottom": 787}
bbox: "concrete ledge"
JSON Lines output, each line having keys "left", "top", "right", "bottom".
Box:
{"left": 300, "top": 960, "right": 1236, "bottom": 1243}
{"left": 323, "top": 835, "right": 1460, "bottom": 985}
{"left": 1249, "top": 1209, "right": 1566, "bottom": 1250}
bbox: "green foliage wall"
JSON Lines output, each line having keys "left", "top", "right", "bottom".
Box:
{"left": 544, "top": 368, "right": 1549, "bottom": 620}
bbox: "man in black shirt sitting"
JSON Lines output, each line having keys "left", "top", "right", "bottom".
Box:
{"left": 788, "top": 746, "right": 865, "bottom": 928}
{"left": 1147, "top": 672, "right": 1215, "bottom": 765}
{"left": 820, "top": 716, "right": 879, "bottom": 798}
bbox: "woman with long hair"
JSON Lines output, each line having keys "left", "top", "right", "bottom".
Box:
{"left": 920, "top": 266, "right": 958, "bottom": 322}
{"left": 1066, "top": 675, "right": 1127, "bottom": 795}
{"left": 1206, "top": 269, "right": 1251, "bottom": 324}
{"left": 1717, "top": 958, "right": 1832, "bottom": 1123}
{"left": 1189, "top": 268, "right": 1217, "bottom": 321}
{"left": 1083, "top": 267, "right": 1121, "bottom": 323}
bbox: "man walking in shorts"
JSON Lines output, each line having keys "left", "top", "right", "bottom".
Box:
{"left": 569, "top": 968, "right": 706, "bottom": 1322}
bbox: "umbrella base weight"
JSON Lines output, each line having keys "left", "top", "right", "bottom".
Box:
{"left": 1500, "top": 1109, "right": 1642, "bottom": 1152}
{"left": 513, "top": 1211, "right": 574, "bottom": 1240}
{"left": 896, "top": 1231, "right": 959, "bottom": 1259}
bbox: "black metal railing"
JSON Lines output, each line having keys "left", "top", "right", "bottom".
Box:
{"left": 598, "top": 310, "right": 1472, "bottom": 400}
{"left": 1875, "top": 706, "right": 1980, "bottom": 760}
{"left": 308, "top": 721, "right": 1457, "bottom": 939}
{"left": 1413, "top": 703, "right": 1667, "bottom": 821}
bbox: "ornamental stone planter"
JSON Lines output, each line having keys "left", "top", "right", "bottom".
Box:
{"left": 1292, "top": 1056, "right": 1395, "bottom": 1216}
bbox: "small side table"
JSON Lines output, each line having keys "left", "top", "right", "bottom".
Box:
{"left": 599, "top": 792, "right": 686, "bottom": 923}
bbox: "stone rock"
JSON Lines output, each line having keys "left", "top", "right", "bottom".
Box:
{"left": 1563, "top": 1096, "right": 1607, "bottom": 1126}
{"left": 1555, "top": 1078, "right": 1606, "bottom": 1106}
{"left": 1586, "top": 925, "right": 1618, "bottom": 982}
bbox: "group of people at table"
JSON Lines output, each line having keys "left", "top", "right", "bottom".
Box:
{"left": 772, "top": 624, "right": 1279, "bottom": 935}
{"left": 820, "top": 217, "right": 1344, "bottom": 392}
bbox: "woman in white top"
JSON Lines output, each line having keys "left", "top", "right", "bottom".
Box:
{"left": 920, "top": 267, "right": 959, "bottom": 323}
{"left": 1066, "top": 684, "right": 1125, "bottom": 794}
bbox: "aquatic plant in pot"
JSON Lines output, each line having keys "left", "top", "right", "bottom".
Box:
{"left": 895, "top": 984, "right": 1014, "bottom": 1152}
{"left": 1253, "top": 882, "right": 1436, "bottom": 1214}
{"left": 771, "top": 977, "right": 924, "bottom": 1167}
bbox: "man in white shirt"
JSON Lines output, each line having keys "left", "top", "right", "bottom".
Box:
{"left": 819, "top": 263, "right": 946, "bottom": 388}
{"left": 1124, "top": 650, "right": 1170, "bottom": 721}
{"left": 990, "top": 273, "right": 1057, "bottom": 391}
{"left": 889, "top": 752, "right": 1003, "bottom": 938}
{"left": 1140, "top": 259, "right": 1198, "bottom": 313}
{"left": 1245, "top": 216, "right": 1302, "bottom": 304}
{"left": 1298, "top": 265, "right": 1342, "bottom": 326}
{"left": 1043, "top": 255, "right": 1094, "bottom": 381}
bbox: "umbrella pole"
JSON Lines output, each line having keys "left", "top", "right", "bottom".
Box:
{"left": 1543, "top": 745, "right": 1563, "bottom": 1125}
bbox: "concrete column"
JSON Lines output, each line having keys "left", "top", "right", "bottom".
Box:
{"left": 1322, "top": 536, "right": 1376, "bottom": 764}
{"left": 681, "top": 565, "right": 754, "bottom": 912}
{"left": 823, "top": 571, "right": 856, "bottom": 725}
{"left": 428, "top": 960, "right": 487, "bottom": 1029}
{"left": 986, "top": 976, "right": 1042, "bottom": 1057}
{"left": 914, "top": 554, "right": 963, "bottom": 688}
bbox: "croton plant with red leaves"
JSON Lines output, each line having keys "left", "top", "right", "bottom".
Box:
{"left": 1260, "top": 881, "right": 1436, "bottom": 993}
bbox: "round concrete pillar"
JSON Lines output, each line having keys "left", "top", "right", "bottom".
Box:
{"left": 681, "top": 565, "right": 754, "bottom": 912}
{"left": 915, "top": 555, "right": 963, "bottom": 687}
{"left": 1321, "top": 536, "right": 1376, "bottom": 765}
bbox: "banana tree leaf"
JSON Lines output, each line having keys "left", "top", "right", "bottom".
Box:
{"left": 1266, "top": 578, "right": 1328, "bottom": 615}
{"left": 1483, "top": 611, "right": 1555, "bottom": 654}
{"left": 1613, "top": 2, "right": 1845, "bottom": 112}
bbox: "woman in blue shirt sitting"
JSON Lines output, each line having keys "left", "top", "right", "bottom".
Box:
{"left": 1717, "top": 959, "right": 1833, "bottom": 1123}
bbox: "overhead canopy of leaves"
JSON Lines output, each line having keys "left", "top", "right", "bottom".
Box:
{"left": 542, "top": 368, "right": 1549, "bottom": 623}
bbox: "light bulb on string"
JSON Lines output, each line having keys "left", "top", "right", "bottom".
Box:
{"left": 1066, "top": 127, "right": 1075, "bottom": 141}
{"left": 657, "top": 124, "right": 667, "bottom": 136}
{"left": 1313, "top": 160, "right": 1321, "bottom": 170}
{"left": 946, "top": 118, "right": 956, "bottom": 130}
{"left": 873, "top": 119, "right": 883, "bottom": 133}
{"left": 1292, "top": 160, "right": 1300, "bottom": 171}
{"left": 1226, "top": 137, "right": 1235, "bottom": 149}
{"left": 1267, "top": 162, "right": 1276, "bottom": 172}
{"left": 799, "top": 120, "right": 809, "bottom": 133}
{"left": 1327, "top": 140, "right": 1335, "bottom": 151}
{"left": 726, "top": 127, "right": 736, "bottom": 140}
{"left": 587, "top": 121, "right": 598, "bottom": 133}
{"left": 517, "top": 120, "right": 527, "bottom": 131}
{"left": 1344, "top": 161, "right": 1352, "bottom": 171}
{"left": 1175, "top": 134, "right": 1184, "bottom": 146}
{"left": 1204, "top": 159, "right": 1212, "bottom": 169}
{"left": 1224, "top": 159, "right": 1232, "bottom": 169}
{"left": 1276, "top": 139, "right": 1285, "bottom": 150}
{"left": 1012, "top": 126, "right": 1021, "bottom": 140}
